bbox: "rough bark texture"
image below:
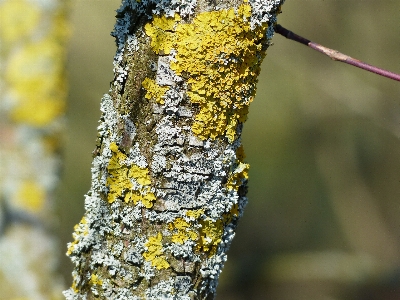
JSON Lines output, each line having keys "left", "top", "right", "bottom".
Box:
{"left": 65, "top": 0, "right": 285, "bottom": 299}
{"left": 0, "top": 0, "right": 69, "bottom": 298}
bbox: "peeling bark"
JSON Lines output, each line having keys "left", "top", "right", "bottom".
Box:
{"left": 65, "top": 0, "right": 285, "bottom": 299}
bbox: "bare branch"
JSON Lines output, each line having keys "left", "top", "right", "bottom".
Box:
{"left": 275, "top": 24, "right": 400, "bottom": 82}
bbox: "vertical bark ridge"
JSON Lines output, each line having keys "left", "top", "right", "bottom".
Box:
{"left": 65, "top": 0, "right": 285, "bottom": 299}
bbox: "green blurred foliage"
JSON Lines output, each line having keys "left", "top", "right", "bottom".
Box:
{"left": 59, "top": 1, "right": 400, "bottom": 299}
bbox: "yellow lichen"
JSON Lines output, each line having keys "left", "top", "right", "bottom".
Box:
{"left": 168, "top": 218, "right": 198, "bottom": 244}
{"left": 186, "top": 209, "right": 204, "bottom": 220}
{"left": 142, "top": 77, "right": 169, "bottom": 104}
{"left": 89, "top": 274, "right": 103, "bottom": 286}
{"left": 67, "top": 217, "right": 89, "bottom": 256}
{"left": 71, "top": 280, "right": 79, "bottom": 293}
{"left": 106, "top": 142, "right": 156, "bottom": 208}
{"left": 227, "top": 162, "right": 249, "bottom": 191}
{"left": 143, "top": 233, "right": 170, "bottom": 270}
{"left": 144, "top": 14, "right": 180, "bottom": 55}
{"left": 197, "top": 219, "right": 224, "bottom": 255}
{"left": 144, "top": 4, "right": 268, "bottom": 142}
{"left": 223, "top": 203, "right": 240, "bottom": 224}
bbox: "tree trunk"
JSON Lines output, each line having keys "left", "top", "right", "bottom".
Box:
{"left": 0, "top": 0, "right": 69, "bottom": 298}
{"left": 65, "top": 0, "right": 285, "bottom": 298}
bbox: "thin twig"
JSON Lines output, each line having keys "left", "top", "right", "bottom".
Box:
{"left": 274, "top": 24, "right": 400, "bottom": 82}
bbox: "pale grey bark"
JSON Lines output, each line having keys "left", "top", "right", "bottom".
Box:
{"left": 64, "top": 0, "right": 285, "bottom": 299}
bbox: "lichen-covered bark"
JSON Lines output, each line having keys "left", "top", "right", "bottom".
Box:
{"left": 0, "top": 0, "right": 69, "bottom": 298}
{"left": 65, "top": 0, "right": 284, "bottom": 299}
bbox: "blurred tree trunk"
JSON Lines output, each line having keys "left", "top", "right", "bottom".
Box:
{"left": 0, "top": 0, "right": 69, "bottom": 299}
{"left": 64, "top": 0, "right": 284, "bottom": 298}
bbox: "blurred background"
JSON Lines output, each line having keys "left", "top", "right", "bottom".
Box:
{"left": 58, "top": 1, "right": 400, "bottom": 299}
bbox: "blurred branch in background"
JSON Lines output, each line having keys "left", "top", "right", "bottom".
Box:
{"left": 0, "top": 0, "right": 69, "bottom": 298}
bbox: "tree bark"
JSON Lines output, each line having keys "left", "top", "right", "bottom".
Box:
{"left": 65, "top": 0, "right": 285, "bottom": 298}
{"left": 0, "top": 0, "right": 69, "bottom": 298}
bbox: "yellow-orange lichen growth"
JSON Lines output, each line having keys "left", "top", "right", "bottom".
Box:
{"left": 186, "top": 209, "right": 204, "bottom": 220}
{"left": 142, "top": 77, "right": 168, "bottom": 104}
{"left": 106, "top": 142, "right": 156, "bottom": 208}
{"left": 143, "top": 233, "right": 170, "bottom": 270}
{"left": 89, "top": 274, "right": 103, "bottom": 287}
{"left": 144, "top": 14, "right": 180, "bottom": 55}
{"left": 167, "top": 215, "right": 225, "bottom": 256}
{"left": 197, "top": 219, "right": 224, "bottom": 255}
{"left": 67, "top": 217, "right": 89, "bottom": 256}
{"left": 227, "top": 162, "right": 249, "bottom": 191}
{"left": 223, "top": 203, "right": 240, "bottom": 224}
{"left": 144, "top": 4, "right": 269, "bottom": 142}
{"left": 168, "top": 218, "right": 198, "bottom": 244}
